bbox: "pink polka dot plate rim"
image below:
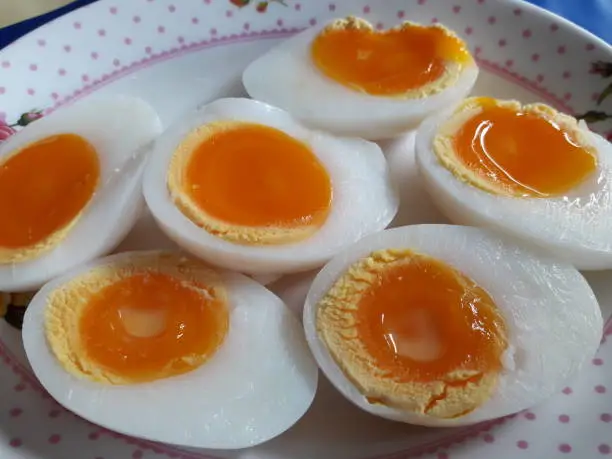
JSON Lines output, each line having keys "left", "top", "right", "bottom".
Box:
{"left": 0, "top": 0, "right": 612, "bottom": 458}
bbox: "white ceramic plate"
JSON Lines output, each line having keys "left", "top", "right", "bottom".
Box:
{"left": 1, "top": 1, "right": 612, "bottom": 458}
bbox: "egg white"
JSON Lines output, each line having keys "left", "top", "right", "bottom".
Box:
{"left": 242, "top": 20, "right": 479, "bottom": 140}
{"left": 416, "top": 108, "right": 612, "bottom": 270}
{"left": 0, "top": 95, "right": 162, "bottom": 292}
{"left": 22, "top": 250, "right": 318, "bottom": 449}
{"left": 268, "top": 269, "right": 320, "bottom": 319}
{"left": 303, "top": 224, "right": 603, "bottom": 427}
{"left": 143, "top": 97, "right": 399, "bottom": 276}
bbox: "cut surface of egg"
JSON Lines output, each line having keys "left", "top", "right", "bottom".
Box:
{"left": 143, "top": 97, "right": 398, "bottom": 275}
{"left": 46, "top": 254, "right": 229, "bottom": 385}
{"left": 0, "top": 95, "right": 162, "bottom": 291}
{"left": 168, "top": 120, "right": 332, "bottom": 245}
{"left": 23, "top": 251, "right": 318, "bottom": 448}
{"left": 304, "top": 225, "right": 602, "bottom": 426}
{"left": 310, "top": 17, "right": 471, "bottom": 97}
{"left": 243, "top": 16, "right": 478, "bottom": 139}
{"left": 0, "top": 134, "right": 99, "bottom": 262}
{"left": 416, "top": 97, "right": 612, "bottom": 270}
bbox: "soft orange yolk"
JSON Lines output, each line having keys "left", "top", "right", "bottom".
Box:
{"left": 0, "top": 134, "right": 100, "bottom": 249}
{"left": 185, "top": 123, "right": 332, "bottom": 229}
{"left": 310, "top": 21, "right": 470, "bottom": 96}
{"left": 79, "top": 272, "right": 228, "bottom": 383}
{"left": 452, "top": 100, "right": 597, "bottom": 197}
{"left": 356, "top": 256, "right": 507, "bottom": 385}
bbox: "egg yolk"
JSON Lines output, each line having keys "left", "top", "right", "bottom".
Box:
{"left": 355, "top": 255, "right": 507, "bottom": 396}
{"left": 452, "top": 99, "right": 597, "bottom": 197}
{"left": 310, "top": 20, "right": 471, "bottom": 96}
{"left": 79, "top": 272, "right": 228, "bottom": 383}
{"left": 0, "top": 133, "right": 100, "bottom": 249}
{"left": 184, "top": 122, "right": 332, "bottom": 230}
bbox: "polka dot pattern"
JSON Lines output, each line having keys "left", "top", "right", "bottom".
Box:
{"left": 596, "top": 385, "right": 607, "bottom": 394}
{"left": 9, "top": 438, "right": 22, "bottom": 448}
{"left": 48, "top": 434, "right": 61, "bottom": 444}
{"left": 0, "top": 2, "right": 611, "bottom": 458}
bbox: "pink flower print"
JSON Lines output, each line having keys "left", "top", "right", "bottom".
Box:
{"left": 16, "top": 110, "right": 43, "bottom": 127}
{"left": 0, "top": 120, "right": 16, "bottom": 143}
{"left": 0, "top": 109, "right": 44, "bottom": 144}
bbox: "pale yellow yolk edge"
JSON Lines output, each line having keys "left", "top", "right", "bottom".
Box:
{"left": 0, "top": 134, "right": 100, "bottom": 264}
{"left": 315, "top": 249, "right": 508, "bottom": 419}
{"left": 433, "top": 97, "right": 599, "bottom": 198}
{"left": 310, "top": 16, "right": 475, "bottom": 99}
{"left": 44, "top": 252, "right": 229, "bottom": 385}
{"left": 167, "top": 121, "right": 332, "bottom": 245}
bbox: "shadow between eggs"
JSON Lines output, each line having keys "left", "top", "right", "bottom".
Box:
{"left": 377, "top": 132, "right": 449, "bottom": 228}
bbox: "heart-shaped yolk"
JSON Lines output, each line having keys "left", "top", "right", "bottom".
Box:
{"left": 0, "top": 134, "right": 100, "bottom": 258}
{"left": 444, "top": 98, "right": 597, "bottom": 197}
{"left": 310, "top": 18, "right": 471, "bottom": 97}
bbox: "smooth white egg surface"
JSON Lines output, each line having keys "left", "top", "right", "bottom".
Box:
{"left": 242, "top": 17, "right": 478, "bottom": 140}
{"left": 143, "top": 97, "right": 398, "bottom": 276}
{"left": 303, "top": 224, "right": 603, "bottom": 427}
{"left": 0, "top": 95, "right": 162, "bottom": 292}
{"left": 416, "top": 97, "right": 612, "bottom": 270}
{"left": 22, "top": 250, "right": 318, "bottom": 449}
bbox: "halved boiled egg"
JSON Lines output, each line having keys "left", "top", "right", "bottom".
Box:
{"left": 304, "top": 225, "right": 602, "bottom": 426}
{"left": 0, "top": 95, "right": 162, "bottom": 291}
{"left": 243, "top": 16, "right": 478, "bottom": 140}
{"left": 416, "top": 97, "right": 612, "bottom": 270}
{"left": 22, "top": 251, "right": 317, "bottom": 449}
{"left": 143, "top": 97, "right": 398, "bottom": 276}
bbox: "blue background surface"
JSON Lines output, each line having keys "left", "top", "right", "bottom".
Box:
{"left": 0, "top": 0, "right": 610, "bottom": 49}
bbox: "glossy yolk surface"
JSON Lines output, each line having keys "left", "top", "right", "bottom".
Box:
{"left": 311, "top": 22, "right": 470, "bottom": 96}
{"left": 185, "top": 123, "right": 332, "bottom": 228}
{"left": 79, "top": 272, "right": 228, "bottom": 382}
{"left": 356, "top": 255, "right": 507, "bottom": 385}
{"left": 453, "top": 101, "right": 597, "bottom": 196}
{"left": 0, "top": 134, "right": 100, "bottom": 248}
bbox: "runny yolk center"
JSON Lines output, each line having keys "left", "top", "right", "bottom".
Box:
{"left": 310, "top": 22, "right": 470, "bottom": 96}
{"left": 184, "top": 123, "right": 332, "bottom": 229}
{"left": 452, "top": 101, "right": 597, "bottom": 197}
{"left": 79, "top": 272, "right": 229, "bottom": 383}
{"left": 0, "top": 133, "right": 100, "bottom": 249}
{"left": 356, "top": 255, "right": 507, "bottom": 384}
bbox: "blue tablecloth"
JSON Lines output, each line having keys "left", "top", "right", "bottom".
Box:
{"left": 0, "top": 0, "right": 610, "bottom": 49}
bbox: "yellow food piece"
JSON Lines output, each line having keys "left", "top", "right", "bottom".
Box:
{"left": 310, "top": 16, "right": 473, "bottom": 99}
{"left": 0, "top": 133, "right": 100, "bottom": 263}
{"left": 167, "top": 121, "right": 332, "bottom": 245}
{"left": 45, "top": 252, "right": 229, "bottom": 385}
{"left": 433, "top": 97, "right": 598, "bottom": 197}
{"left": 316, "top": 249, "right": 508, "bottom": 418}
